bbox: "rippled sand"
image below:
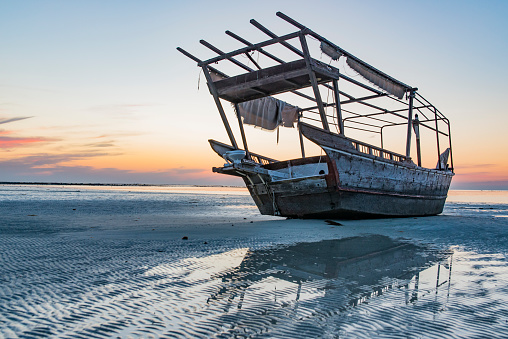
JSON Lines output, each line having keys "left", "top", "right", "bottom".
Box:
{"left": 1, "top": 185, "right": 507, "bottom": 338}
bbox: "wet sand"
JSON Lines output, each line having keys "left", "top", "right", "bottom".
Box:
{"left": 1, "top": 185, "right": 508, "bottom": 338}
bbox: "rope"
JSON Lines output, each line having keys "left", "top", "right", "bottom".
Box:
{"left": 197, "top": 68, "right": 203, "bottom": 90}
{"left": 312, "top": 148, "right": 324, "bottom": 177}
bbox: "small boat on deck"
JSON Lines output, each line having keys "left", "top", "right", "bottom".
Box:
{"left": 178, "top": 12, "right": 454, "bottom": 219}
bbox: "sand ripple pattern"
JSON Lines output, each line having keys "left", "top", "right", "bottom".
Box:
{"left": 1, "top": 233, "right": 508, "bottom": 338}
{"left": 1, "top": 186, "right": 508, "bottom": 338}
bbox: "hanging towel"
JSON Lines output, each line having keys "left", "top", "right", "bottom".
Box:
{"left": 237, "top": 97, "right": 299, "bottom": 130}
{"left": 346, "top": 57, "right": 406, "bottom": 99}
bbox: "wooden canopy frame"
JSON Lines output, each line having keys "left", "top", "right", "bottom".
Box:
{"left": 177, "top": 12, "right": 453, "bottom": 172}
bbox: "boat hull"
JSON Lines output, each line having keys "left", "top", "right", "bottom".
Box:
{"left": 242, "top": 148, "right": 452, "bottom": 219}
{"left": 209, "top": 135, "right": 453, "bottom": 219}
{"left": 246, "top": 179, "right": 448, "bottom": 218}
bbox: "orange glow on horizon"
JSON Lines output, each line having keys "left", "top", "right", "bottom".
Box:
{"left": 0, "top": 137, "right": 54, "bottom": 148}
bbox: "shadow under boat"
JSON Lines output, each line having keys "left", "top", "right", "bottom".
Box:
{"left": 208, "top": 235, "right": 452, "bottom": 309}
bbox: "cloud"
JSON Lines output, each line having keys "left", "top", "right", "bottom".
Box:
{"left": 451, "top": 170, "right": 508, "bottom": 190}
{"left": 84, "top": 141, "right": 116, "bottom": 148}
{"left": 456, "top": 163, "right": 497, "bottom": 170}
{"left": 1, "top": 153, "right": 111, "bottom": 167}
{"left": 451, "top": 180, "right": 508, "bottom": 190}
{"left": 0, "top": 116, "right": 33, "bottom": 125}
{"left": 166, "top": 167, "right": 208, "bottom": 175}
{"left": 0, "top": 136, "right": 58, "bottom": 148}
{"left": 0, "top": 117, "right": 56, "bottom": 149}
{"left": 0, "top": 154, "right": 241, "bottom": 185}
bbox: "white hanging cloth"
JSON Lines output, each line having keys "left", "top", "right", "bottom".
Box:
{"left": 346, "top": 58, "right": 406, "bottom": 99}
{"left": 237, "top": 97, "right": 299, "bottom": 131}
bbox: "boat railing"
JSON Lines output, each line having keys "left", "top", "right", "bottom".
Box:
{"left": 300, "top": 122, "right": 410, "bottom": 164}
{"left": 350, "top": 141, "right": 408, "bottom": 163}
{"left": 249, "top": 154, "right": 275, "bottom": 165}
{"left": 301, "top": 89, "right": 448, "bottom": 168}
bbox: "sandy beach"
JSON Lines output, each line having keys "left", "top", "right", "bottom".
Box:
{"left": 1, "top": 184, "right": 508, "bottom": 338}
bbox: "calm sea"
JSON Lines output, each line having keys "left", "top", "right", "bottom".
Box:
{"left": 1, "top": 185, "right": 507, "bottom": 338}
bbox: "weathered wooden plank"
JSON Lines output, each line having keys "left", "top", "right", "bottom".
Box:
{"left": 250, "top": 19, "right": 304, "bottom": 57}
{"left": 208, "top": 139, "right": 277, "bottom": 164}
{"left": 327, "top": 148, "right": 452, "bottom": 197}
{"left": 241, "top": 152, "right": 452, "bottom": 217}
{"left": 176, "top": 47, "right": 229, "bottom": 79}
{"left": 215, "top": 58, "right": 345, "bottom": 103}
{"left": 200, "top": 31, "right": 301, "bottom": 66}
{"left": 300, "top": 34, "right": 329, "bottom": 131}
{"left": 225, "top": 30, "right": 285, "bottom": 64}
{"left": 200, "top": 39, "right": 255, "bottom": 73}
{"left": 202, "top": 67, "right": 238, "bottom": 149}
{"left": 299, "top": 122, "right": 410, "bottom": 164}
{"left": 332, "top": 79, "right": 344, "bottom": 134}
{"left": 406, "top": 89, "right": 415, "bottom": 157}
{"left": 276, "top": 11, "right": 413, "bottom": 91}
{"left": 225, "top": 30, "right": 317, "bottom": 103}
{"left": 216, "top": 67, "right": 309, "bottom": 99}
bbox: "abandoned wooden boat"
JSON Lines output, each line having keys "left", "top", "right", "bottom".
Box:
{"left": 178, "top": 12, "right": 454, "bottom": 218}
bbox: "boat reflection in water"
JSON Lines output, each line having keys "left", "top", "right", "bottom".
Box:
{"left": 207, "top": 235, "right": 452, "bottom": 317}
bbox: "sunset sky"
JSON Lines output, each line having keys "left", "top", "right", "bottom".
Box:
{"left": 1, "top": 0, "right": 507, "bottom": 189}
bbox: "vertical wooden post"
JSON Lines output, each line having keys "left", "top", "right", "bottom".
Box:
{"left": 448, "top": 122, "right": 454, "bottom": 172}
{"left": 298, "top": 113, "right": 305, "bottom": 158}
{"left": 299, "top": 33, "right": 329, "bottom": 131}
{"left": 434, "top": 107, "right": 442, "bottom": 170}
{"left": 405, "top": 89, "right": 415, "bottom": 158}
{"left": 234, "top": 103, "right": 250, "bottom": 159}
{"left": 332, "top": 79, "right": 344, "bottom": 135}
{"left": 201, "top": 66, "right": 238, "bottom": 149}
{"left": 413, "top": 114, "right": 422, "bottom": 167}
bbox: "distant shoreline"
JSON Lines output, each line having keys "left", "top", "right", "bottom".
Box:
{"left": 0, "top": 182, "right": 244, "bottom": 188}
{"left": 0, "top": 182, "right": 506, "bottom": 191}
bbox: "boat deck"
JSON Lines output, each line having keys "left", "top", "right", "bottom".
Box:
{"left": 214, "top": 59, "right": 340, "bottom": 103}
